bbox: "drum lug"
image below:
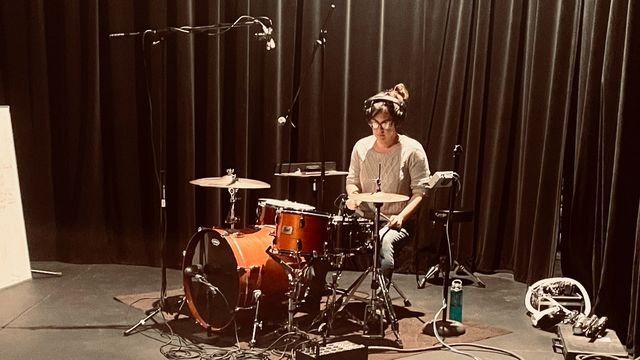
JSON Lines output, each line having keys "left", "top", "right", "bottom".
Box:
{"left": 237, "top": 265, "right": 260, "bottom": 274}
{"left": 299, "top": 216, "right": 305, "bottom": 228}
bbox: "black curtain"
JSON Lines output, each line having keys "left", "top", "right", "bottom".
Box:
{"left": 0, "top": 0, "right": 638, "bottom": 354}
{"left": 560, "top": 0, "right": 640, "bottom": 354}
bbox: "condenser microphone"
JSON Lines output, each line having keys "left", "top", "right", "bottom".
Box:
{"left": 255, "top": 21, "right": 276, "bottom": 51}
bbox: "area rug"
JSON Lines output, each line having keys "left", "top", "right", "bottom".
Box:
{"left": 115, "top": 289, "right": 510, "bottom": 359}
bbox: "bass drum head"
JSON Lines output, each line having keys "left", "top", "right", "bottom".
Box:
{"left": 182, "top": 228, "right": 240, "bottom": 331}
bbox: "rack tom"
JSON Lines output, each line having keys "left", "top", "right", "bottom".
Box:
{"left": 273, "top": 210, "right": 330, "bottom": 256}
{"left": 256, "top": 198, "right": 315, "bottom": 226}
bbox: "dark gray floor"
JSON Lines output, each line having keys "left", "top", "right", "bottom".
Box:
{"left": 0, "top": 261, "right": 564, "bottom": 360}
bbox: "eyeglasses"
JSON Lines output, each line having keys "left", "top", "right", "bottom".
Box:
{"left": 368, "top": 120, "right": 395, "bottom": 130}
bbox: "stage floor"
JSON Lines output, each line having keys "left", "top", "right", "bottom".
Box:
{"left": 0, "top": 261, "right": 564, "bottom": 360}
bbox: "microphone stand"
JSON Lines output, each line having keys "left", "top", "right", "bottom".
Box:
{"left": 277, "top": 4, "right": 336, "bottom": 209}
{"left": 316, "top": 5, "right": 336, "bottom": 210}
{"left": 123, "top": 29, "right": 170, "bottom": 336}
{"left": 113, "top": 17, "right": 273, "bottom": 336}
{"left": 422, "top": 145, "right": 465, "bottom": 337}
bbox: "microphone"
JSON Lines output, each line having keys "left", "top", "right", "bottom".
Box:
{"left": 255, "top": 21, "right": 276, "bottom": 51}
{"left": 184, "top": 264, "right": 203, "bottom": 277}
{"left": 276, "top": 114, "right": 296, "bottom": 128}
{"left": 185, "top": 265, "right": 219, "bottom": 295}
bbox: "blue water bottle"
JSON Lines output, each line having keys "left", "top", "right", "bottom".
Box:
{"left": 449, "top": 279, "right": 463, "bottom": 322}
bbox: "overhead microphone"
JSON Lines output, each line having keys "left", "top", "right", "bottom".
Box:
{"left": 255, "top": 20, "right": 276, "bottom": 51}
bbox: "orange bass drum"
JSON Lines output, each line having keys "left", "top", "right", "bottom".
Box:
{"left": 182, "top": 226, "right": 289, "bottom": 331}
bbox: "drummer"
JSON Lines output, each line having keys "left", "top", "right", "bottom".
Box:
{"left": 345, "top": 83, "right": 430, "bottom": 289}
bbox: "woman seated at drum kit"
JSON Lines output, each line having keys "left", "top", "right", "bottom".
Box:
{"left": 182, "top": 83, "right": 429, "bottom": 340}
{"left": 302, "top": 83, "right": 430, "bottom": 316}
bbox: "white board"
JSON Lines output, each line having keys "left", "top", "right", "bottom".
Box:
{"left": 0, "top": 106, "right": 31, "bottom": 290}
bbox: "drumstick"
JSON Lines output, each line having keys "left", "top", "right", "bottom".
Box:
{"left": 380, "top": 213, "right": 391, "bottom": 221}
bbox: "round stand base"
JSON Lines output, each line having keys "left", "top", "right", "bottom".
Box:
{"left": 422, "top": 320, "right": 466, "bottom": 337}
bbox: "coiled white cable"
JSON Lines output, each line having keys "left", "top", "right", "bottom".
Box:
{"left": 524, "top": 277, "right": 592, "bottom": 326}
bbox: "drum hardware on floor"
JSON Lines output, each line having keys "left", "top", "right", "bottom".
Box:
{"left": 249, "top": 290, "right": 263, "bottom": 348}
{"left": 265, "top": 245, "right": 314, "bottom": 334}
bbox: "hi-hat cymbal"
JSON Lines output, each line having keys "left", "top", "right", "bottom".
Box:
{"left": 275, "top": 170, "right": 349, "bottom": 178}
{"left": 349, "top": 192, "right": 409, "bottom": 203}
{"left": 190, "top": 176, "right": 270, "bottom": 189}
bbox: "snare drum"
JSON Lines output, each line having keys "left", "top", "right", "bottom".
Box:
{"left": 273, "top": 210, "right": 331, "bottom": 256}
{"left": 256, "top": 198, "right": 315, "bottom": 226}
{"left": 327, "top": 215, "right": 373, "bottom": 254}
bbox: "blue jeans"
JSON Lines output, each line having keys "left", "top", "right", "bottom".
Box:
{"left": 379, "top": 224, "right": 410, "bottom": 287}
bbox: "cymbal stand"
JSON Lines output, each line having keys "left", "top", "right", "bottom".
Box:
{"left": 224, "top": 169, "right": 240, "bottom": 230}
{"left": 309, "top": 259, "right": 363, "bottom": 334}
{"left": 362, "top": 201, "right": 402, "bottom": 346}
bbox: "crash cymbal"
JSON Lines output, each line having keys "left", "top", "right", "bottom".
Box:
{"left": 349, "top": 192, "right": 409, "bottom": 203}
{"left": 190, "top": 176, "right": 270, "bottom": 189}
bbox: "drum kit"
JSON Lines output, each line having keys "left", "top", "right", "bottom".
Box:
{"left": 181, "top": 168, "right": 409, "bottom": 347}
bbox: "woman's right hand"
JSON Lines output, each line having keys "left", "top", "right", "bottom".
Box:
{"left": 346, "top": 198, "right": 361, "bottom": 210}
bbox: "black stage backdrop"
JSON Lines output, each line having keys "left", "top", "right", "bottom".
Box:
{"left": 0, "top": 0, "right": 638, "bottom": 354}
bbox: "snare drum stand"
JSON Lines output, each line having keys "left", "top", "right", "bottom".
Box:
{"left": 265, "top": 247, "right": 313, "bottom": 338}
